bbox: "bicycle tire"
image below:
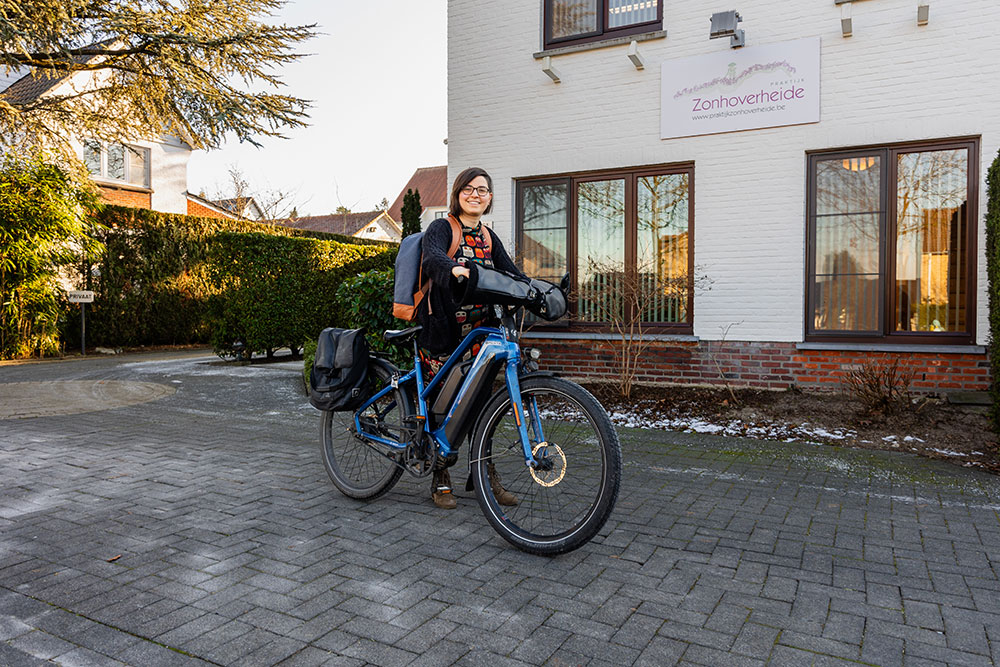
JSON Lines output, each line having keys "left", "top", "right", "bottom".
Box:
{"left": 321, "top": 358, "right": 410, "bottom": 500}
{"left": 471, "top": 376, "right": 621, "bottom": 555}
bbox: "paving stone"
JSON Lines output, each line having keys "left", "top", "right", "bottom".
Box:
{"left": 9, "top": 629, "right": 77, "bottom": 660}
{"left": 340, "top": 638, "right": 418, "bottom": 667}
{"left": 52, "top": 646, "right": 128, "bottom": 667}
{"left": 730, "top": 622, "right": 779, "bottom": 659}
{"left": 0, "top": 614, "right": 35, "bottom": 641}
{"left": 0, "top": 643, "right": 51, "bottom": 667}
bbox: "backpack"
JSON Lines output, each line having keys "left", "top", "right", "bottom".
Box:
{"left": 309, "top": 327, "right": 370, "bottom": 411}
{"left": 392, "top": 215, "right": 492, "bottom": 321}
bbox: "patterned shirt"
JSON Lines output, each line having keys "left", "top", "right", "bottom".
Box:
{"left": 420, "top": 222, "right": 495, "bottom": 378}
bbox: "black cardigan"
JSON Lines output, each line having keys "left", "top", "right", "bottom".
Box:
{"left": 416, "top": 217, "right": 524, "bottom": 355}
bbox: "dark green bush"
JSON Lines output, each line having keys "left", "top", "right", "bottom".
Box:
{"left": 335, "top": 268, "right": 409, "bottom": 368}
{"left": 987, "top": 148, "right": 1000, "bottom": 432}
{"left": 83, "top": 204, "right": 390, "bottom": 349}
{"left": 208, "top": 232, "right": 396, "bottom": 358}
{"left": 303, "top": 268, "right": 409, "bottom": 387}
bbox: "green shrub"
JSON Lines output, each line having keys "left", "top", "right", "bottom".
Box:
{"left": 208, "top": 232, "right": 395, "bottom": 358}
{"left": 334, "top": 268, "right": 409, "bottom": 368}
{"left": 987, "top": 148, "right": 1000, "bottom": 432}
{"left": 0, "top": 156, "right": 102, "bottom": 359}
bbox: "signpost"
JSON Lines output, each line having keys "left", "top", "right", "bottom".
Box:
{"left": 67, "top": 291, "right": 95, "bottom": 355}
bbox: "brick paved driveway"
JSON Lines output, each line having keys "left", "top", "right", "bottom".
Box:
{"left": 2, "top": 351, "right": 1000, "bottom": 666}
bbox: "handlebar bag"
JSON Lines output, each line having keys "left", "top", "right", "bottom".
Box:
{"left": 309, "top": 327, "right": 370, "bottom": 411}
{"left": 527, "top": 278, "right": 568, "bottom": 321}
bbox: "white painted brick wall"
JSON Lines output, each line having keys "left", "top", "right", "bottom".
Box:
{"left": 149, "top": 139, "right": 191, "bottom": 215}
{"left": 448, "top": 0, "right": 1000, "bottom": 344}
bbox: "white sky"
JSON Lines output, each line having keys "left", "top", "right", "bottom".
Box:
{"left": 186, "top": 0, "right": 447, "bottom": 217}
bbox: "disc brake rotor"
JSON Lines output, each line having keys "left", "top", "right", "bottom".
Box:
{"left": 530, "top": 443, "right": 566, "bottom": 487}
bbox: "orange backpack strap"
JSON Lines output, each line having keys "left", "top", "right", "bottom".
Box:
{"left": 419, "top": 216, "right": 464, "bottom": 317}
{"left": 446, "top": 214, "right": 463, "bottom": 257}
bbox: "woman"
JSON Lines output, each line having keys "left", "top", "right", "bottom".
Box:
{"left": 416, "top": 167, "right": 524, "bottom": 509}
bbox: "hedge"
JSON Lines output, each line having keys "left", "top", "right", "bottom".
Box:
{"left": 987, "top": 149, "right": 1000, "bottom": 431}
{"left": 208, "top": 232, "right": 396, "bottom": 358}
{"left": 81, "top": 204, "right": 389, "bottom": 349}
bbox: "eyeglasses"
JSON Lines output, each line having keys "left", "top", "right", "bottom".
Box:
{"left": 460, "top": 185, "right": 492, "bottom": 197}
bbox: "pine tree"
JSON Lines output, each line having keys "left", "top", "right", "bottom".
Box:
{"left": 400, "top": 188, "right": 422, "bottom": 238}
{"left": 0, "top": 1, "right": 315, "bottom": 158}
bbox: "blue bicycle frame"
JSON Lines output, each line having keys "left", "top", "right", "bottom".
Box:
{"left": 353, "top": 320, "right": 544, "bottom": 468}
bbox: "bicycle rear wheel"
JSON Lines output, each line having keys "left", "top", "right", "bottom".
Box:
{"left": 471, "top": 376, "right": 621, "bottom": 555}
{"left": 321, "top": 358, "right": 409, "bottom": 499}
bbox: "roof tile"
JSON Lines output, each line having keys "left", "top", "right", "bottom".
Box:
{"left": 388, "top": 166, "right": 448, "bottom": 222}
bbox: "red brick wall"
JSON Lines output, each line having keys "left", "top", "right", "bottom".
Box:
{"left": 187, "top": 199, "right": 234, "bottom": 220}
{"left": 524, "top": 337, "right": 990, "bottom": 393}
{"left": 98, "top": 185, "right": 151, "bottom": 209}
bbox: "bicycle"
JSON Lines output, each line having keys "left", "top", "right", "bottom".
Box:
{"left": 320, "top": 301, "right": 622, "bottom": 556}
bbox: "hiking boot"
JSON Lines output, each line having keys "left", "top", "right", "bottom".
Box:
{"left": 431, "top": 468, "right": 457, "bottom": 510}
{"left": 488, "top": 463, "right": 518, "bottom": 506}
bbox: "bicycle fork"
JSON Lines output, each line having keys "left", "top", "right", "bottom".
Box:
{"left": 504, "top": 362, "right": 545, "bottom": 468}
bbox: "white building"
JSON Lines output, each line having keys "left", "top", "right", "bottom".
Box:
{"left": 447, "top": 0, "right": 997, "bottom": 392}
{"left": 1, "top": 65, "right": 193, "bottom": 215}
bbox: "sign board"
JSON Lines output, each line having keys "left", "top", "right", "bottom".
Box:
{"left": 661, "top": 37, "right": 821, "bottom": 140}
{"left": 67, "top": 290, "right": 95, "bottom": 303}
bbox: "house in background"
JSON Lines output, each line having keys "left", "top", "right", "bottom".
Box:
{"left": 279, "top": 210, "right": 401, "bottom": 242}
{"left": 1, "top": 66, "right": 193, "bottom": 215}
{"left": 209, "top": 196, "right": 265, "bottom": 221}
{"left": 184, "top": 192, "right": 245, "bottom": 220}
{"left": 449, "top": 0, "right": 997, "bottom": 394}
{"left": 388, "top": 166, "right": 449, "bottom": 229}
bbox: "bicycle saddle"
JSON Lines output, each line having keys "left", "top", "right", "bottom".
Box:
{"left": 383, "top": 325, "right": 422, "bottom": 346}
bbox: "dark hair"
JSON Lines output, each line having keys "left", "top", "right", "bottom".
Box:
{"left": 449, "top": 167, "right": 493, "bottom": 218}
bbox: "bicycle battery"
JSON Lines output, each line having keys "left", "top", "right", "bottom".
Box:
{"left": 430, "top": 359, "right": 472, "bottom": 426}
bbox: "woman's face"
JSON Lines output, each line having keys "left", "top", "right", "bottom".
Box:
{"left": 458, "top": 175, "right": 492, "bottom": 218}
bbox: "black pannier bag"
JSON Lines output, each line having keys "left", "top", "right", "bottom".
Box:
{"left": 309, "top": 328, "right": 370, "bottom": 411}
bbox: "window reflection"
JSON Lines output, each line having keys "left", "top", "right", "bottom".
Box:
{"left": 608, "top": 0, "right": 657, "bottom": 28}
{"left": 127, "top": 145, "right": 148, "bottom": 187}
{"left": 895, "top": 148, "right": 968, "bottom": 333}
{"left": 577, "top": 179, "right": 625, "bottom": 322}
{"left": 83, "top": 140, "right": 101, "bottom": 176}
{"left": 521, "top": 183, "right": 567, "bottom": 284}
{"left": 812, "top": 156, "right": 882, "bottom": 332}
{"left": 638, "top": 173, "right": 689, "bottom": 323}
{"left": 106, "top": 143, "right": 126, "bottom": 180}
{"left": 551, "top": 0, "right": 598, "bottom": 39}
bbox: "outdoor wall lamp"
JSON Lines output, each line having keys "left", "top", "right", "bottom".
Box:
{"left": 917, "top": 4, "right": 929, "bottom": 25}
{"left": 840, "top": 2, "right": 853, "bottom": 37}
{"left": 627, "top": 40, "right": 645, "bottom": 70}
{"left": 541, "top": 56, "right": 561, "bottom": 83}
{"left": 709, "top": 10, "right": 745, "bottom": 48}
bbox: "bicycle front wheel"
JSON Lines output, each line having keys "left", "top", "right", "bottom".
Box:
{"left": 321, "top": 358, "right": 409, "bottom": 500}
{"left": 471, "top": 376, "right": 621, "bottom": 555}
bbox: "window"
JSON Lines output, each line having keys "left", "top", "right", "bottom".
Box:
{"left": 517, "top": 164, "right": 693, "bottom": 330}
{"left": 806, "top": 139, "right": 978, "bottom": 344}
{"left": 83, "top": 140, "right": 150, "bottom": 187}
{"left": 544, "top": 0, "right": 661, "bottom": 49}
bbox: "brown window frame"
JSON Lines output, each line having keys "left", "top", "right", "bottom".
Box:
{"left": 516, "top": 162, "right": 695, "bottom": 334}
{"left": 543, "top": 0, "right": 663, "bottom": 50}
{"left": 805, "top": 137, "right": 979, "bottom": 345}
